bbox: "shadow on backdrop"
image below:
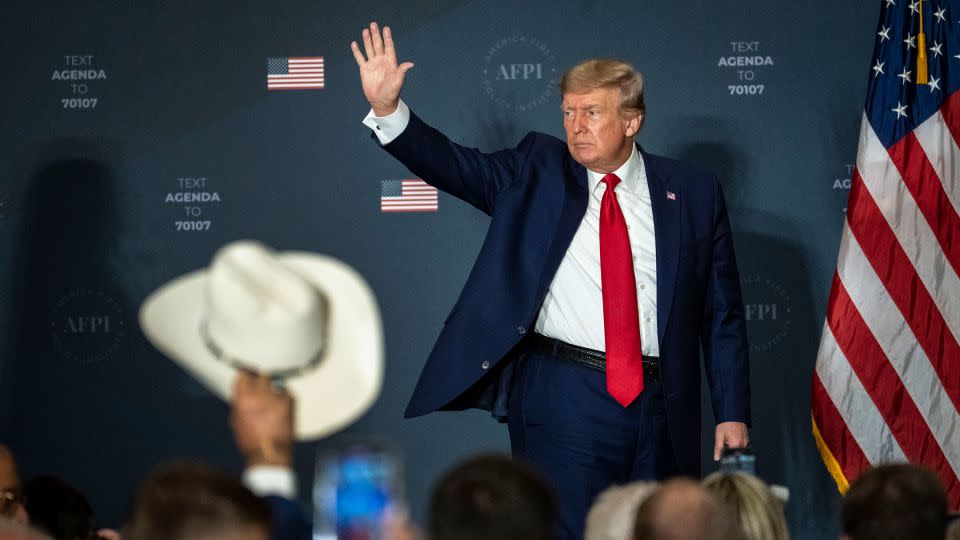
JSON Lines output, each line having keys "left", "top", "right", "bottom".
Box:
{"left": 676, "top": 136, "right": 840, "bottom": 539}
{"left": 0, "top": 141, "right": 240, "bottom": 528}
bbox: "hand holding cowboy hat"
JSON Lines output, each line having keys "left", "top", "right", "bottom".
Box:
{"left": 140, "top": 241, "right": 384, "bottom": 441}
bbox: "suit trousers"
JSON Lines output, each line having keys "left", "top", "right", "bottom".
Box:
{"left": 507, "top": 344, "right": 682, "bottom": 540}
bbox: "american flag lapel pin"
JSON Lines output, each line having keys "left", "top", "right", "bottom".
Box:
{"left": 666, "top": 191, "right": 676, "bottom": 200}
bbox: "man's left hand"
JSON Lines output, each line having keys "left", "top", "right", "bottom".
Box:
{"left": 713, "top": 421, "right": 749, "bottom": 461}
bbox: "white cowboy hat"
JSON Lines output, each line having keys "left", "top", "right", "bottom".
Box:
{"left": 139, "top": 240, "right": 383, "bottom": 440}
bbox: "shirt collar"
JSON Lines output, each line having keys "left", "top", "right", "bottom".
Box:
{"left": 586, "top": 144, "right": 644, "bottom": 194}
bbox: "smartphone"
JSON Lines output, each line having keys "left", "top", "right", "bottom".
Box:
{"left": 313, "top": 442, "right": 403, "bottom": 540}
{"left": 719, "top": 446, "right": 756, "bottom": 475}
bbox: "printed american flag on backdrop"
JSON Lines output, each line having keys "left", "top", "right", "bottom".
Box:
{"left": 380, "top": 179, "right": 438, "bottom": 213}
{"left": 811, "top": 0, "right": 960, "bottom": 509}
{"left": 267, "top": 57, "right": 324, "bottom": 90}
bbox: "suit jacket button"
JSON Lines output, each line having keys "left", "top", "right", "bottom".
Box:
{"left": 481, "top": 361, "right": 491, "bottom": 370}
{"left": 517, "top": 326, "right": 526, "bottom": 335}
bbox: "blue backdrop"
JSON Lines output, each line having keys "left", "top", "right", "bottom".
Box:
{"left": 0, "top": 1, "right": 878, "bottom": 538}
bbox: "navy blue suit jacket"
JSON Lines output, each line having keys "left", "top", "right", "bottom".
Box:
{"left": 378, "top": 111, "right": 751, "bottom": 475}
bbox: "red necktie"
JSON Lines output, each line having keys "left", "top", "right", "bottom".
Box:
{"left": 599, "top": 173, "right": 645, "bottom": 407}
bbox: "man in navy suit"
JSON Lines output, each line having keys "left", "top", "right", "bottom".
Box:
{"left": 352, "top": 22, "right": 751, "bottom": 539}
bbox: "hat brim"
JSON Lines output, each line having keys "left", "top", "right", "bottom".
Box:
{"left": 139, "top": 252, "right": 384, "bottom": 441}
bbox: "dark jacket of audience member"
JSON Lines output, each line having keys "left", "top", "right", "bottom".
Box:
{"left": 429, "top": 454, "right": 556, "bottom": 540}
{"left": 20, "top": 477, "right": 94, "bottom": 540}
{"left": 841, "top": 463, "right": 947, "bottom": 540}
{"left": 261, "top": 496, "right": 309, "bottom": 540}
{"left": 124, "top": 462, "right": 273, "bottom": 540}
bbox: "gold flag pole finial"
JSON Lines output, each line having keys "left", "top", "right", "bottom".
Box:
{"left": 918, "top": 0, "right": 929, "bottom": 83}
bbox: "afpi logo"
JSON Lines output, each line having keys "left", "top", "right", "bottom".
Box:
{"left": 495, "top": 63, "right": 544, "bottom": 81}
{"left": 481, "top": 35, "right": 558, "bottom": 112}
{"left": 742, "top": 274, "right": 793, "bottom": 354}
{"left": 50, "top": 288, "right": 126, "bottom": 364}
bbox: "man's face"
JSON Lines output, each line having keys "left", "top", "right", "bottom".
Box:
{"left": 562, "top": 87, "right": 640, "bottom": 173}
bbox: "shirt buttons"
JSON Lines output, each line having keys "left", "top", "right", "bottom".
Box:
{"left": 646, "top": 317, "right": 652, "bottom": 323}
{"left": 632, "top": 255, "right": 637, "bottom": 261}
{"left": 517, "top": 326, "right": 527, "bottom": 335}
{"left": 640, "top": 284, "right": 645, "bottom": 289}
{"left": 481, "top": 361, "right": 491, "bottom": 370}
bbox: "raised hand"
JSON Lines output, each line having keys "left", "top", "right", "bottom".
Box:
{"left": 351, "top": 22, "right": 414, "bottom": 116}
{"left": 231, "top": 372, "right": 294, "bottom": 468}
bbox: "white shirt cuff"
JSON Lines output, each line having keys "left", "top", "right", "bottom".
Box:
{"left": 243, "top": 466, "right": 297, "bottom": 499}
{"left": 362, "top": 99, "right": 410, "bottom": 145}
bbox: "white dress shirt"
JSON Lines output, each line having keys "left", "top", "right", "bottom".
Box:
{"left": 535, "top": 145, "right": 659, "bottom": 356}
{"left": 363, "top": 100, "right": 411, "bottom": 144}
{"left": 363, "top": 101, "right": 660, "bottom": 356}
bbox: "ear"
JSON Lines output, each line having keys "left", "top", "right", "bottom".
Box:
{"left": 625, "top": 113, "right": 643, "bottom": 138}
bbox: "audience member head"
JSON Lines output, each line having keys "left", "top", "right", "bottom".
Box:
{"left": 585, "top": 481, "right": 660, "bottom": 540}
{"left": 0, "top": 448, "right": 17, "bottom": 490}
{"left": 702, "top": 473, "right": 789, "bottom": 540}
{"left": 0, "top": 447, "right": 26, "bottom": 525}
{"left": 841, "top": 463, "right": 947, "bottom": 540}
{"left": 947, "top": 518, "right": 960, "bottom": 540}
{"left": 124, "top": 462, "right": 271, "bottom": 540}
{"left": 428, "top": 453, "right": 556, "bottom": 540}
{"left": 0, "top": 518, "right": 51, "bottom": 540}
{"left": 632, "top": 478, "right": 742, "bottom": 540}
{"left": 20, "top": 476, "right": 93, "bottom": 540}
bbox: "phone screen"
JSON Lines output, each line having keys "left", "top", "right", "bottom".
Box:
{"left": 313, "top": 443, "right": 402, "bottom": 540}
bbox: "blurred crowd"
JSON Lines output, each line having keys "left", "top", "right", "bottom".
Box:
{"left": 1, "top": 371, "right": 956, "bottom": 540}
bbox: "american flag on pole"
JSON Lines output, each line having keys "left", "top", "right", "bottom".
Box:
{"left": 380, "top": 179, "right": 438, "bottom": 213}
{"left": 812, "top": 0, "right": 960, "bottom": 509}
{"left": 267, "top": 57, "right": 324, "bottom": 90}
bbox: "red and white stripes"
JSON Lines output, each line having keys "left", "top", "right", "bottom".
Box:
{"left": 813, "top": 91, "right": 960, "bottom": 510}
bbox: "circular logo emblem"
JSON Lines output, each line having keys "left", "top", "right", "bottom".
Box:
{"left": 742, "top": 274, "right": 793, "bottom": 354}
{"left": 50, "top": 288, "right": 126, "bottom": 364}
{"left": 481, "top": 35, "right": 558, "bottom": 112}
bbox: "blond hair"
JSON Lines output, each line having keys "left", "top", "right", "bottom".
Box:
{"left": 559, "top": 59, "right": 646, "bottom": 120}
{"left": 584, "top": 481, "right": 659, "bottom": 540}
{"left": 702, "top": 473, "right": 790, "bottom": 540}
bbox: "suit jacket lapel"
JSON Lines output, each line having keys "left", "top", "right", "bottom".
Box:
{"left": 539, "top": 148, "right": 677, "bottom": 348}
{"left": 639, "top": 146, "right": 680, "bottom": 347}
{"left": 538, "top": 158, "right": 589, "bottom": 304}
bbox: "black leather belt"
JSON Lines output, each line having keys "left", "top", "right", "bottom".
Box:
{"left": 525, "top": 333, "right": 661, "bottom": 382}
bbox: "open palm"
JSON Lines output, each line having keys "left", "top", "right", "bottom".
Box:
{"left": 351, "top": 22, "right": 414, "bottom": 116}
